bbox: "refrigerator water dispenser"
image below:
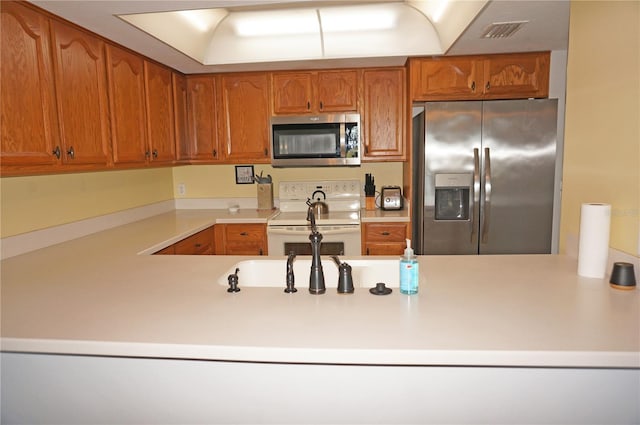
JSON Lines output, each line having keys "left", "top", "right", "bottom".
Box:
{"left": 434, "top": 174, "right": 471, "bottom": 221}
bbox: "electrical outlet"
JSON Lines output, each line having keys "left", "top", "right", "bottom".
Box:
{"left": 177, "top": 183, "right": 186, "bottom": 196}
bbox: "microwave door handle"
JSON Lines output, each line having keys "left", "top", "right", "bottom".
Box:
{"left": 471, "top": 148, "right": 480, "bottom": 242}
{"left": 481, "top": 147, "right": 492, "bottom": 244}
{"left": 339, "top": 122, "right": 346, "bottom": 157}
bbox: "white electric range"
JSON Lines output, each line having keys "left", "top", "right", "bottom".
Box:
{"left": 267, "top": 180, "right": 362, "bottom": 256}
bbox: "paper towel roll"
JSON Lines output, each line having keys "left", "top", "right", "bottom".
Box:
{"left": 577, "top": 203, "right": 611, "bottom": 278}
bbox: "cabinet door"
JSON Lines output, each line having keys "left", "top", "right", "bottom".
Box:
{"left": 1, "top": 1, "right": 60, "bottom": 170}
{"left": 361, "top": 68, "right": 405, "bottom": 160}
{"left": 172, "top": 72, "right": 189, "bottom": 161}
{"left": 105, "top": 44, "right": 147, "bottom": 165}
{"left": 410, "top": 57, "right": 483, "bottom": 101}
{"left": 173, "top": 226, "right": 215, "bottom": 255}
{"left": 363, "top": 222, "right": 409, "bottom": 255}
{"left": 216, "top": 224, "right": 267, "bottom": 255}
{"left": 51, "top": 21, "right": 111, "bottom": 166}
{"left": 186, "top": 76, "right": 220, "bottom": 162}
{"left": 317, "top": 70, "right": 358, "bottom": 112}
{"left": 271, "top": 72, "right": 313, "bottom": 115}
{"left": 482, "top": 52, "right": 550, "bottom": 99}
{"left": 219, "top": 73, "right": 270, "bottom": 163}
{"left": 144, "top": 61, "right": 176, "bottom": 164}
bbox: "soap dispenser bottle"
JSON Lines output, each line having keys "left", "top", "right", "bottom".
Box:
{"left": 400, "top": 239, "right": 419, "bottom": 295}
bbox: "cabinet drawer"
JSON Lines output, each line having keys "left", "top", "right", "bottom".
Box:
{"left": 224, "top": 224, "right": 266, "bottom": 242}
{"left": 364, "top": 223, "right": 408, "bottom": 242}
{"left": 173, "top": 226, "right": 215, "bottom": 255}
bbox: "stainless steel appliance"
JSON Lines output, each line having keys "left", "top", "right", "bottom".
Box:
{"left": 412, "top": 99, "right": 558, "bottom": 255}
{"left": 271, "top": 114, "right": 360, "bottom": 167}
{"left": 380, "top": 186, "right": 403, "bottom": 210}
{"left": 267, "top": 180, "right": 362, "bottom": 256}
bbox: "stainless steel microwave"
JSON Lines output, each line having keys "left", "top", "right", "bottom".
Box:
{"left": 270, "top": 113, "right": 360, "bottom": 167}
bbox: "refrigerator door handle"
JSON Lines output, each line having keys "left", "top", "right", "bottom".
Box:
{"left": 481, "top": 147, "right": 492, "bottom": 243}
{"left": 471, "top": 148, "right": 480, "bottom": 242}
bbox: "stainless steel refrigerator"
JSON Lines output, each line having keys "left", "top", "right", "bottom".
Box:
{"left": 412, "top": 99, "right": 558, "bottom": 255}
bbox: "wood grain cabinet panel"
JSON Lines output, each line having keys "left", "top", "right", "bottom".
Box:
{"left": 361, "top": 68, "right": 406, "bottom": 161}
{"left": 144, "top": 61, "right": 176, "bottom": 164}
{"left": 409, "top": 52, "right": 550, "bottom": 101}
{"left": 50, "top": 20, "right": 111, "bottom": 167}
{"left": 215, "top": 223, "right": 267, "bottom": 255}
{"left": 172, "top": 72, "right": 189, "bottom": 161}
{"left": 105, "top": 44, "right": 147, "bottom": 165}
{"left": 410, "top": 57, "right": 483, "bottom": 101}
{"left": 153, "top": 226, "right": 215, "bottom": 255}
{"left": 1, "top": 1, "right": 61, "bottom": 172}
{"left": 219, "top": 73, "right": 270, "bottom": 163}
{"left": 482, "top": 52, "right": 550, "bottom": 99}
{"left": 173, "top": 226, "right": 215, "bottom": 255}
{"left": 186, "top": 76, "right": 220, "bottom": 162}
{"left": 362, "top": 222, "right": 409, "bottom": 256}
{"left": 271, "top": 70, "right": 357, "bottom": 115}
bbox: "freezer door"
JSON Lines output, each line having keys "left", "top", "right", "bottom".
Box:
{"left": 479, "top": 99, "right": 557, "bottom": 254}
{"left": 422, "top": 102, "right": 482, "bottom": 254}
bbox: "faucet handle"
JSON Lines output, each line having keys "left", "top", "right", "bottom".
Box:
{"left": 227, "top": 268, "right": 240, "bottom": 293}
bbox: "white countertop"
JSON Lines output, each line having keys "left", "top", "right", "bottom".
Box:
{"left": 1, "top": 210, "right": 638, "bottom": 368}
{"left": 360, "top": 207, "right": 410, "bottom": 222}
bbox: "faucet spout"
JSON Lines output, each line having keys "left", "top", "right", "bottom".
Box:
{"left": 307, "top": 206, "right": 325, "bottom": 294}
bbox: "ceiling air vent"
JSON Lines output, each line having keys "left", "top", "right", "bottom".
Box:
{"left": 481, "top": 21, "right": 528, "bottom": 39}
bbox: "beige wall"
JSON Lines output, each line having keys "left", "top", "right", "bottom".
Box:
{"left": 560, "top": 1, "right": 640, "bottom": 257}
{"left": 0, "top": 162, "right": 402, "bottom": 238}
{"left": 0, "top": 168, "right": 174, "bottom": 238}
{"left": 171, "top": 163, "right": 403, "bottom": 198}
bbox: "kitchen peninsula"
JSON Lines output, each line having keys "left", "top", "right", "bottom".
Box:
{"left": 1, "top": 211, "right": 638, "bottom": 424}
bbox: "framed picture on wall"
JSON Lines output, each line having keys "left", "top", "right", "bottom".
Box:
{"left": 235, "top": 165, "right": 255, "bottom": 184}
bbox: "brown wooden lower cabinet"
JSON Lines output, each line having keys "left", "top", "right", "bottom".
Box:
{"left": 214, "top": 223, "right": 267, "bottom": 255}
{"left": 153, "top": 226, "right": 215, "bottom": 255}
{"left": 362, "top": 222, "right": 409, "bottom": 255}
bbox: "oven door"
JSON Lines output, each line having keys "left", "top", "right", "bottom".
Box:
{"left": 267, "top": 225, "right": 361, "bottom": 256}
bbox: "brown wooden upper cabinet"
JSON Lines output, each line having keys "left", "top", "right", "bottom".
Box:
{"left": 361, "top": 67, "right": 406, "bottom": 161}
{"left": 105, "top": 44, "right": 148, "bottom": 165}
{"left": 186, "top": 75, "right": 221, "bottom": 162}
{"left": 172, "top": 72, "right": 189, "bottom": 161}
{"left": 219, "top": 73, "right": 271, "bottom": 163}
{"left": 106, "top": 47, "right": 177, "bottom": 166}
{"left": 271, "top": 70, "right": 358, "bottom": 115}
{"left": 409, "top": 52, "right": 550, "bottom": 101}
{"left": 143, "top": 61, "right": 176, "bottom": 164}
{"left": 1, "top": 1, "right": 61, "bottom": 174}
{"left": 50, "top": 20, "right": 111, "bottom": 167}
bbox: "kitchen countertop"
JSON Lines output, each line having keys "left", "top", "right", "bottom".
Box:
{"left": 360, "top": 206, "right": 410, "bottom": 222}
{"left": 1, "top": 210, "right": 638, "bottom": 368}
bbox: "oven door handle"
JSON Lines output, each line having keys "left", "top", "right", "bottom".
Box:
{"left": 267, "top": 226, "right": 361, "bottom": 236}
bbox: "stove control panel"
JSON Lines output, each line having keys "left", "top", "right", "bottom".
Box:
{"left": 279, "top": 180, "right": 360, "bottom": 201}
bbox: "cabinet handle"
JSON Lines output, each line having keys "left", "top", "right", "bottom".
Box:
{"left": 212, "top": 149, "right": 217, "bottom": 157}
{"left": 365, "top": 145, "right": 369, "bottom": 154}
{"left": 471, "top": 81, "right": 476, "bottom": 92}
{"left": 319, "top": 101, "right": 323, "bottom": 110}
{"left": 67, "top": 146, "right": 75, "bottom": 159}
{"left": 240, "top": 232, "right": 248, "bottom": 236}
{"left": 366, "top": 248, "right": 370, "bottom": 255}
{"left": 259, "top": 248, "right": 263, "bottom": 256}
{"left": 264, "top": 148, "right": 268, "bottom": 156}
{"left": 307, "top": 101, "right": 311, "bottom": 110}
{"left": 145, "top": 150, "right": 151, "bottom": 158}
{"left": 194, "top": 243, "right": 202, "bottom": 248}
{"left": 52, "top": 146, "right": 61, "bottom": 159}
{"left": 381, "top": 232, "right": 390, "bottom": 236}
{"left": 152, "top": 149, "right": 158, "bottom": 159}
{"left": 485, "top": 81, "right": 490, "bottom": 91}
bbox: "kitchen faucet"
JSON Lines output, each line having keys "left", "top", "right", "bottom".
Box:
{"left": 306, "top": 206, "right": 326, "bottom": 294}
